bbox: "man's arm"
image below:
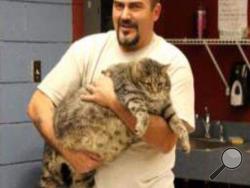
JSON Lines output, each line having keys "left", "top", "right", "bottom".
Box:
{"left": 110, "top": 99, "right": 178, "bottom": 153}
{"left": 27, "top": 90, "right": 102, "bottom": 173}
{"left": 82, "top": 75, "right": 178, "bottom": 153}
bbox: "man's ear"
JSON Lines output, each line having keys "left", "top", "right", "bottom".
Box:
{"left": 153, "top": 3, "right": 162, "bottom": 22}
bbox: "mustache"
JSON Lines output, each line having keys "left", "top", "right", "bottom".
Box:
{"left": 118, "top": 18, "right": 137, "bottom": 28}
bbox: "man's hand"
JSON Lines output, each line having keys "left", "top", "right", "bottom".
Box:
{"left": 62, "top": 148, "right": 102, "bottom": 174}
{"left": 81, "top": 74, "right": 117, "bottom": 108}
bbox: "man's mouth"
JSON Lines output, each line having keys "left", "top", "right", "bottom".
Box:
{"left": 119, "top": 19, "right": 137, "bottom": 32}
{"left": 120, "top": 26, "right": 134, "bottom": 32}
{"left": 119, "top": 27, "right": 133, "bottom": 37}
{"left": 119, "top": 23, "right": 137, "bottom": 35}
{"left": 120, "top": 22, "right": 135, "bottom": 27}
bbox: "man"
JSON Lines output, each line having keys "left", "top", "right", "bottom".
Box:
{"left": 27, "top": 0, "right": 195, "bottom": 187}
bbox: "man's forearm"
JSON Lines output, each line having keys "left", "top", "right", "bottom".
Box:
{"left": 34, "top": 118, "right": 62, "bottom": 152}
{"left": 110, "top": 99, "right": 177, "bottom": 153}
{"left": 34, "top": 119, "right": 75, "bottom": 159}
{"left": 27, "top": 91, "right": 63, "bottom": 154}
{"left": 27, "top": 90, "right": 104, "bottom": 173}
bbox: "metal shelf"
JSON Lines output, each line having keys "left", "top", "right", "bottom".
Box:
{"left": 166, "top": 38, "right": 250, "bottom": 96}
{"left": 166, "top": 38, "right": 250, "bottom": 45}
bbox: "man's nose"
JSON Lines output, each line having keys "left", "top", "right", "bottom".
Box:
{"left": 121, "top": 7, "right": 132, "bottom": 20}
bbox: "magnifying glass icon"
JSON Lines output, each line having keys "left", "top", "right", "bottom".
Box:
{"left": 210, "top": 148, "right": 242, "bottom": 180}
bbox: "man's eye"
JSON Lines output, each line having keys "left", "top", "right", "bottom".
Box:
{"left": 130, "top": 4, "right": 143, "bottom": 10}
{"left": 114, "top": 3, "right": 124, "bottom": 10}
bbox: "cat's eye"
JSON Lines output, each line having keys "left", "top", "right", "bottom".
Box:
{"left": 158, "top": 82, "right": 163, "bottom": 88}
{"left": 144, "top": 81, "right": 151, "bottom": 86}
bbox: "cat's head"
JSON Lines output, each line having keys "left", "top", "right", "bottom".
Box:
{"left": 131, "top": 58, "right": 171, "bottom": 99}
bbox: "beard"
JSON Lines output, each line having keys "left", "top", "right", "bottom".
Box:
{"left": 116, "top": 18, "right": 140, "bottom": 49}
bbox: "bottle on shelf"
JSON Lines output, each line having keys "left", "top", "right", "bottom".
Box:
{"left": 196, "top": 1, "right": 207, "bottom": 38}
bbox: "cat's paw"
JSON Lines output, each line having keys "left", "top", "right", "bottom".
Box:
{"left": 169, "top": 121, "right": 191, "bottom": 153}
{"left": 181, "top": 139, "right": 191, "bottom": 153}
{"left": 178, "top": 129, "right": 191, "bottom": 153}
{"left": 135, "top": 123, "right": 147, "bottom": 138}
{"left": 134, "top": 113, "right": 149, "bottom": 138}
{"left": 170, "top": 122, "right": 187, "bottom": 139}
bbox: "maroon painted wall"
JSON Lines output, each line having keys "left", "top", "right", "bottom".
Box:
{"left": 72, "top": 0, "right": 84, "bottom": 41}
{"left": 155, "top": 0, "right": 250, "bottom": 122}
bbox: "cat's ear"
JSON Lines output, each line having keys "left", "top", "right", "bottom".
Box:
{"left": 161, "top": 64, "right": 170, "bottom": 75}
{"left": 131, "top": 61, "right": 142, "bottom": 82}
{"left": 101, "top": 69, "right": 112, "bottom": 77}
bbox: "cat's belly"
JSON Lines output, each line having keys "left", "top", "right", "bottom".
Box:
{"left": 63, "top": 117, "right": 133, "bottom": 162}
{"left": 54, "top": 89, "right": 135, "bottom": 162}
{"left": 57, "top": 102, "right": 134, "bottom": 162}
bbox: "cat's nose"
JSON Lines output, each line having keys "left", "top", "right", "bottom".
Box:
{"left": 153, "top": 88, "right": 158, "bottom": 93}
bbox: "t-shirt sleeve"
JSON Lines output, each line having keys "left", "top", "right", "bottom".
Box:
{"left": 169, "top": 55, "right": 195, "bottom": 132}
{"left": 37, "top": 42, "right": 84, "bottom": 106}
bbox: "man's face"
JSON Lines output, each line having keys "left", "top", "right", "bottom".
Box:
{"left": 112, "top": 0, "right": 161, "bottom": 51}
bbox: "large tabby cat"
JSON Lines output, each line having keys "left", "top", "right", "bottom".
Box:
{"left": 39, "top": 58, "right": 190, "bottom": 188}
